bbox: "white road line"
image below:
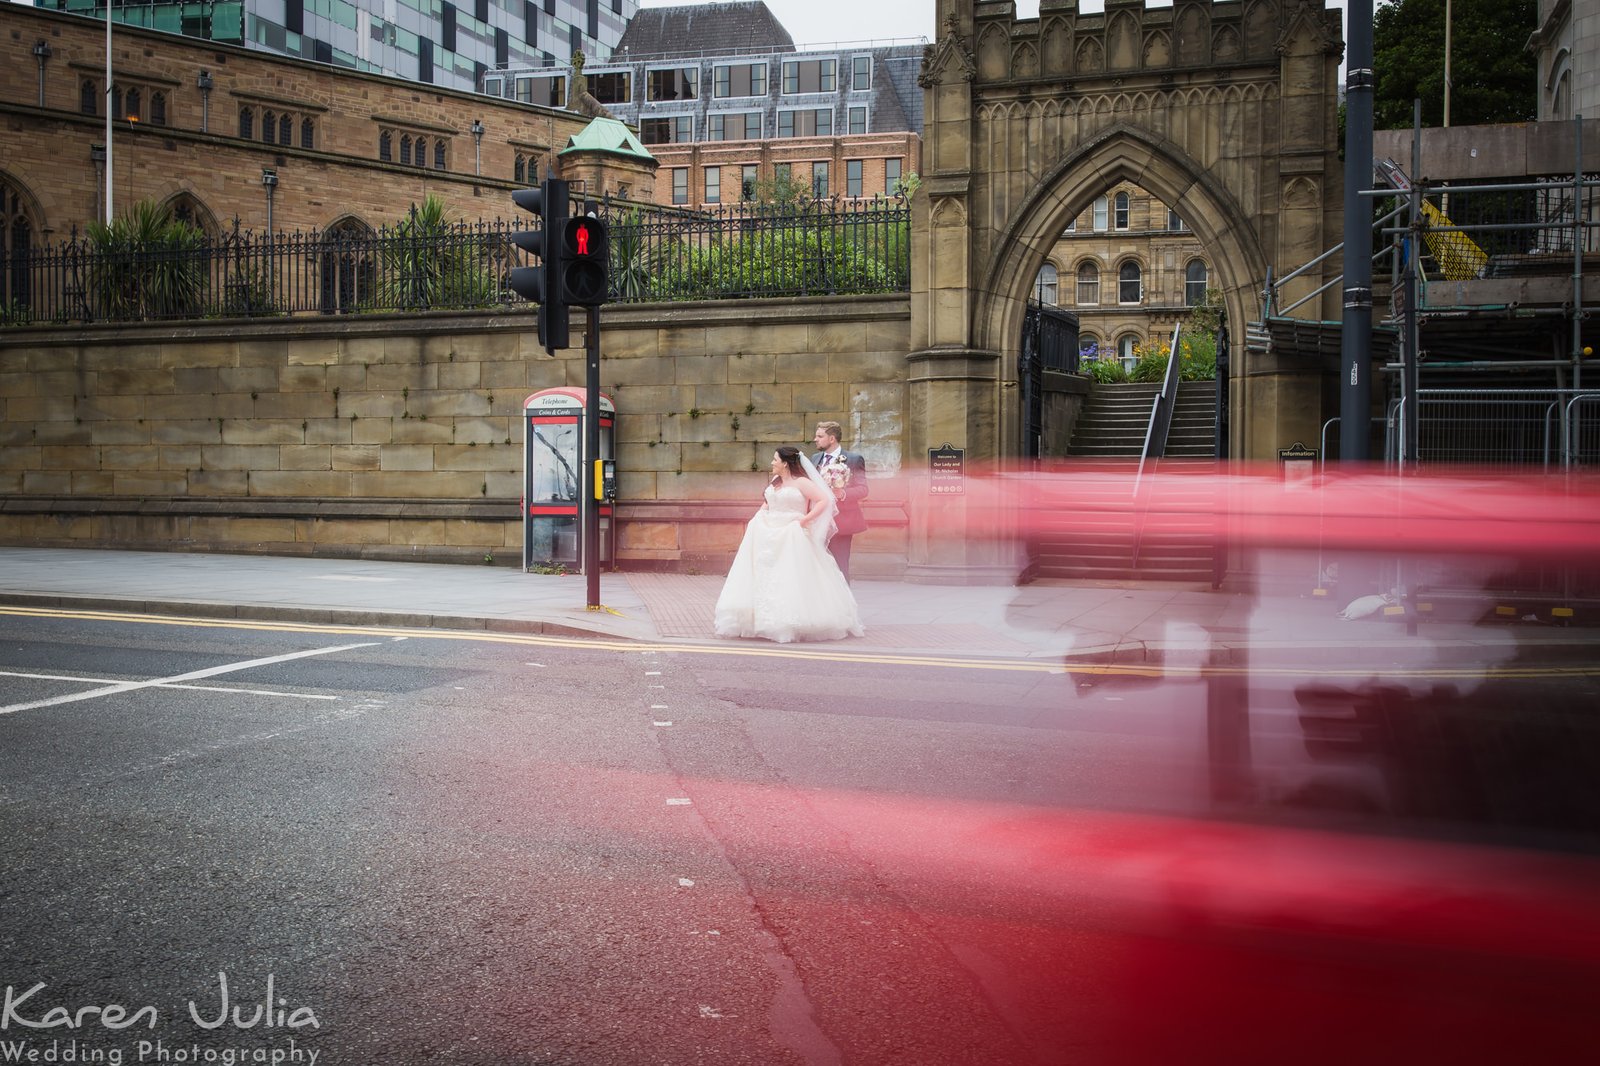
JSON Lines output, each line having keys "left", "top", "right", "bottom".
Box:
{"left": 0, "top": 670, "right": 341, "bottom": 701}
{"left": 0, "top": 642, "right": 380, "bottom": 717}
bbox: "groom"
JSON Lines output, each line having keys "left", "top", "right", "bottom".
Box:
{"left": 811, "top": 421, "right": 869, "bottom": 582}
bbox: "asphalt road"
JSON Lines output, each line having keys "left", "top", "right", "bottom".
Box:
{"left": 2, "top": 608, "right": 1597, "bottom": 1066}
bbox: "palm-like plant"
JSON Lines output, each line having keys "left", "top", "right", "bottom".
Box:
{"left": 380, "top": 194, "right": 498, "bottom": 310}
{"left": 86, "top": 200, "right": 206, "bottom": 320}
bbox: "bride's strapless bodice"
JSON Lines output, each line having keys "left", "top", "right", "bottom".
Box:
{"left": 764, "top": 484, "right": 807, "bottom": 516}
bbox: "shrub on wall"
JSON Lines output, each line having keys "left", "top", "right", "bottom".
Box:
{"left": 86, "top": 200, "right": 206, "bottom": 320}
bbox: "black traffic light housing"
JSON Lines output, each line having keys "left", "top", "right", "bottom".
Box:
{"left": 508, "top": 177, "right": 570, "bottom": 354}
{"left": 558, "top": 215, "right": 610, "bottom": 307}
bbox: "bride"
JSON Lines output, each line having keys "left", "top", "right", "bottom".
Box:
{"left": 713, "top": 446, "right": 864, "bottom": 643}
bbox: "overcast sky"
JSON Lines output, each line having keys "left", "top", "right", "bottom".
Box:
{"left": 634, "top": 0, "right": 1058, "bottom": 51}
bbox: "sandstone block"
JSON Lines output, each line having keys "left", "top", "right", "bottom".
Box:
{"left": 201, "top": 445, "right": 281, "bottom": 471}
{"left": 41, "top": 446, "right": 98, "bottom": 469}
{"left": 221, "top": 421, "right": 304, "bottom": 446}
{"left": 188, "top": 470, "right": 250, "bottom": 495}
{"left": 99, "top": 446, "right": 160, "bottom": 471}
{"left": 349, "top": 471, "right": 485, "bottom": 498}
{"left": 21, "top": 472, "right": 72, "bottom": 494}
{"left": 71, "top": 472, "right": 115, "bottom": 494}
{"left": 279, "top": 365, "right": 330, "bottom": 392}
{"left": 305, "top": 418, "right": 352, "bottom": 445}
{"left": 725, "top": 351, "right": 779, "bottom": 384}
{"left": 152, "top": 421, "right": 222, "bottom": 445}
{"left": 379, "top": 445, "right": 436, "bottom": 471}
{"left": 219, "top": 366, "right": 281, "bottom": 394}
{"left": 8, "top": 396, "right": 77, "bottom": 422}
{"left": 113, "top": 472, "right": 188, "bottom": 495}
{"left": 680, "top": 440, "right": 754, "bottom": 472}
{"left": 279, "top": 445, "right": 333, "bottom": 471}
{"left": 90, "top": 423, "right": 153, "bottom": 446}
{"left": 350, "top": 418, "right": 395, "bottom": 445}
{"left": 249, "top": 470, "right": 355, "bottom": 496}
{"left": 366, "top": 362, "right": 438, "bottom": 392}
{"left": 389, "top": 418, "right": 454, "bottom": 444}
{"left": 160, "top": 446, "right": 205, "bottom": 470}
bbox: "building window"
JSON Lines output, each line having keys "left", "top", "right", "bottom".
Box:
{"left": 647, "top": 67, "right": 697, "bottom": 102}
{"left": 704, "top": 166, "right": 721, "bottom": 204}
{"left": 484, "top": 75, "right": 504, "bottom": 97}
{"left": 150, "top": 92, "right": 167, "bottom": 126}
{"left": 80, "top": 79, "right": 97, "bottom": 116}
{"left": 240, "top": 107, "right": 254, "bottom": 139}
{"left": 1119, "top": 261, "right": 1143, "bottom": 304}
{"left": 1185, "top": 260, "right": 1209, "bottom": 306}
{"left": 514, "top": 154, "right": 525, "bottom": 183}
{"left": 434, "top": 140, "right": 446, "bottom": 170}
{"left": 515, "top": 74, "right": 566, "bottom": 107}
{"left": 1092, "top": 195, "right": 1108, "bottom": 231}
{"left": 1064, "top": 217, "right": 1076, "bottom": 233}
{"left": 781, "top": 59, "right": 835, "bottom": 94}
{"left": 847, "top": 106, "right": 867, "bottom": 135}
{"left": 301, "top": 117, "right": 314, "bottom": 149}
{"left": 110, "top": 86, "right": 123, "bottom": 121}
{"left": 125, "top": 87, "right": 141, "bottom": 121}
{"left": 279, "top": 113, "right": 292, "bottom": 145}
{"left": 713, "top": 62, "right": 767, "bottom": 98}
{"left": 400, "top": 135, "right": 412, "bottom": 166}
{"left": 850, "top": 55, "right": 871, "bottom": 91}
{"left": 708, "top": 112, "right": 761, "bottom": 140}
{"left": 846, "top": 159, "right": 862, "bottom": 198}
{"left": 641, "top": 115, "right": 693, "bottom": 145}
{"left": 885, "top": 157, "right": 902, "bottom": 197}
{"left": 414, "top": 137, "right": 427, "bottom": 168}
{"left": 1079, "top": 334, "right": 1101, "bottom": 361}
{"left": 1118, "top": 334, "right": 1137, "bottom": 366}
{"left": 587, "top": 70, "right": 631, "bottom": 105}
{"left": 671, "top": 168, "right": 688, "bottom": 206}
{"left": 1114, "top": 191, "right": 1130, "bottom": 230}
{"left": 778, "top": 108, "right": 831, "bottom": 138}
{"left": 1168, "top": 208, "right": 1187, "bottom": 232}
{"left": 1076, "top": 262, "right": 1100, "bottom": 305}
{"left": 1034, "top": 263, "right": 1059, "bottom": 306}
{"left": 379, "top": 129, "right": 392, "bottom": 161}
{"left": 262, "top": 110, "right": 275, "bottom": 142}
{"left": 741, "top": 164, "right": 758, "bottom": 201}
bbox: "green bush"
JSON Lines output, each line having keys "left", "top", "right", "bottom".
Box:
{"left": 87, "top": 199, "right": 206, "bottom": 320}
{"left": 1085, "top": 358, "right": 1129, "bottom": 383}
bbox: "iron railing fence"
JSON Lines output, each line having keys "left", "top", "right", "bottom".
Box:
{"left": 1384, "top": 388, "right": 1600, "bottom": 469}
{"left": 1386, "top": 175, "right": 1600, "bottom": 280}
{"left": 0, "top": 199, "right": 912, "bottom": 327}
{"left": 594, "top": 196, "right": 911, "bottom": 303}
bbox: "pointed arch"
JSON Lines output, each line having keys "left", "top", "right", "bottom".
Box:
{"left": 319, "top": 215, "right": 377, "bottom": 315}
{"left": 1, "top": 171, "right": 45, "bottom": 308}
{"left": 160, "top": 191, "right": 220, "bottom": 237}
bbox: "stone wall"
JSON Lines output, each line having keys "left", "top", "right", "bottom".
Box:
{"left": 0, "top": 298, "right": 913, "bottom": 573}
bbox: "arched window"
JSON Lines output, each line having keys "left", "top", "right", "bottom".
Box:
{"left": 413, "top": 137, "right": 427, "bottom": 167}
{"left": 165, "top": 192, "right": 218, "bottom": 237}
{"left": 1, "top": 178, "right": 37, "bottom": 308}
{"left": 80, "top": 79, "right": 97, "bottom": 115}
{"left": 301, "top": 117, "right": 315, "bottom": 149}
{"left": 1114, "top": 191, "right": 1130, "bottom": 230}
{"left": 1118, "top": 334, "right": 1138, "bottom": 366}
{"left": 150, "top": 92, "right": 167, "bottom": 126}
{"left": 1033, "top": 263, "right": 1058, "bottom": 306}
{"left": 239, "top": 107, "right": 253, "bottom": 139}
{"left": 1075, "top": 262, "right": 1100, "bottom": 305}
{"left": 379, "top": 130, "right": 392, "bottom": 161}
{"left": 1118, "top": 260, "right": 1143, "bottom": 304}
{"left": 433, "top": 141, "right": 446, "bottom": 170}
{"left": 1092, "top": 195, "right": 1108, "bottom": 231}
{"left": 279, "top": 113, "right": 292, "bottom": 145}
{"left": 514, "top": 154, "right": 525, "bottom": 183}
{"left": 262, "top": 110, "right": 276, "bottom": 142}
{"left": 125, "top": 87, "right": 141, "bottom": 121}
{"left": 319, "top": 216, "right": 377, "bottom": 315}
{"left": 1185, "top": 260, "right": 1209, "bottom": 306}
{"left": 111, "top": 86, "right": 123, "bottom": 120}
{"left": 400, "top": 135, "right": 412, "bottom": 166}
{"left": 1078, "top": 334, "right": 1100, "bottom": 362}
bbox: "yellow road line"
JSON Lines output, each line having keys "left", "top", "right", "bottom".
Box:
{"left": 3, "top": 605, "right": 1597, "bottom": 680}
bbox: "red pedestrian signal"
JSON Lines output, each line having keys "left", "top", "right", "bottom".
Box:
{"left": 559, "top": 216, "right": 610, "bottom": 307}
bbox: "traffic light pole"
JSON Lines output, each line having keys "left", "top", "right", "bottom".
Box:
{"left": 583, "top": 304, "right": 601, "bottom": 609}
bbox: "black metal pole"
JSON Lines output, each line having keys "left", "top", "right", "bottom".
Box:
{"left": 1341, "top": 0, "right": 1375, "bottom": 461}
{"left": 584, "top": 304, "right": 601, "bottom": 609}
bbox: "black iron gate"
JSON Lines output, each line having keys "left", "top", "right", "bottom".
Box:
{"left": 1021, "top": 303, "right": 1081, "bottom": 459}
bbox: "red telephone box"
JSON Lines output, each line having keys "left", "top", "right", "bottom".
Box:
{"left": 523, "top": 388, "right": 616, "bottom": 571}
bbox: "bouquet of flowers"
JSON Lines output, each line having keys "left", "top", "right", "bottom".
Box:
{"left": 820, "top": 462, "right": 852, "bottom": 494}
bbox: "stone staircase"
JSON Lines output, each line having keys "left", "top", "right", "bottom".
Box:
{"left": 1066, "top": 380, "right": 1218, "bottom": 458}
{"left": 1033, "top": 380, "right": 1221, "bottom": 582}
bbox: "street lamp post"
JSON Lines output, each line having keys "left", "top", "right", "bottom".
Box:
{"left": 471, "top": 119, "right": 485, "bottom": 176}
{"left": 197, "top": 69, "right": 213, "bottom": 133}
{"left": 32, "top": 40, "right": 51, "bottom": 108}
{"left": 104, "top": 0, "right": 113, "bottom": 223}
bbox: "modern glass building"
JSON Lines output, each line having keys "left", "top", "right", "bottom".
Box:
{"left": 36, "top": 0, "right": 638, "bottom": 93}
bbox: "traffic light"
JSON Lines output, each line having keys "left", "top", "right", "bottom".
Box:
{"left": 559, "top": 215, "right": 610, "bottom": 307}
{"left": 508, "top": 177, "right": 569, "bottom": 353}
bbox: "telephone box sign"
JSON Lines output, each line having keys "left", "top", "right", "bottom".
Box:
{"left": 929, "top": 444, "right": 964, "bottom": 494}
{"left": 524, "top": 389, "right": 616, "bottom": 416}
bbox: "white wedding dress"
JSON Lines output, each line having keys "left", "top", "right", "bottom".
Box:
{"left": 714, "top": 483, "right": 864, "bottom": 643}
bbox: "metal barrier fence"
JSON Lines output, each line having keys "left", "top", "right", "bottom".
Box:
{"left": 0, "top": 199, "right": 912, "bottom": 327}
{"left": 1385, "top": 389, "right": 1600, "bottom": 469}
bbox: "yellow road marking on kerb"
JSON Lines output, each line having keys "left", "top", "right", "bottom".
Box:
{"left": 3, "top": 605, "right": 1597, "bottom": 680}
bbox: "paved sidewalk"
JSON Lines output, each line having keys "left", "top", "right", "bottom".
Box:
{"left": 0, "top": 546, "right": 1593, "bottom": 667}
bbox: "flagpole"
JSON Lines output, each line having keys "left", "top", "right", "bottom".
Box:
{"left": 104, "top": 0, "right": 113, "bottom": 222}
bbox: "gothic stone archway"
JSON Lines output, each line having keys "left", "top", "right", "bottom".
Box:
{"left": 906, "top": 0, "right": 1344, "bottom": 581}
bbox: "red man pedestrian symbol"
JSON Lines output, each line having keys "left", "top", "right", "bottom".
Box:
{"left": 574, "top": 222, "right": 589, "bottom": 256}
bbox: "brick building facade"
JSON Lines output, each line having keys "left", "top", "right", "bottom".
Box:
{"left": 2, "top": 4, "right": 595, "bottom": 245}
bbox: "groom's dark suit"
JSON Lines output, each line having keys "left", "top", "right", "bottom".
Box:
{"left": 813, "top": 448, "right": 869, "bottom": 581}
